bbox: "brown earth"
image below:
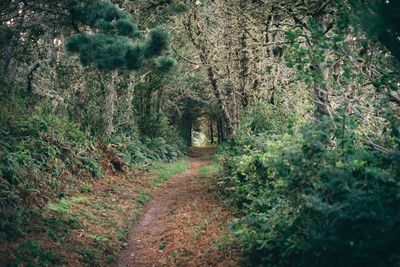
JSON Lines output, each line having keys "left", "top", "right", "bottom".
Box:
{"left": 116, "top": 147, "right": 238, "bottom": 267}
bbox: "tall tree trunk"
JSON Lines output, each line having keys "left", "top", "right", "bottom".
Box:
{"left": 156, "top": 87, "right": 164, "bottom": 113}
{"left": 311, "top": 12, "right": 330, "bottom": 119}
{"left": 205, "top": 64, "right": 235, "bottom": 136}
{"left": 312, "top": 70, "right": 329, "bottom": 119}
{"left": 27, "top": 61, "right": 41, "bottom": 93}
{"left": 226, "top": 82, "right": 239, "bottom": 136}
{"left": 2, "top": 46, "right": 12, "bottom": 82}
{"left": 126, "top": 73, "right": 135, "bottom": 119}
{"left": 127, "top": 73, "right": 135, "bottom": 114}
{"left": 106, "top": 70, "right": 118, "bottom": 137}
{"left": 238, "top": 0, "right": 249, "bottom": 107}
{"left": 209, "top": 122, "right": 214, "bottom": 144}
{"left": 217, "top": 120, "right": 221, "bottom": 143}
{"left": 217, "top": 118, "right": 225, "bottom": 143}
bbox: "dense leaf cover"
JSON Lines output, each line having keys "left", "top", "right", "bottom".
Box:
{"left": 218, "top": 1, "right": 400, "bottom": 265}
{"left": 65, "top": 1, "right": 173, "bottom": 72}
{"left": 221, "top": 115, "right": 400, "bottom": 266}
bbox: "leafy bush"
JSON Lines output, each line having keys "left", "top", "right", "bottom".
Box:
{"left": 111, "top": 110, "right": 184, "bottom": 164}
{"left": 146, "top": 137, "right": 183, "bottom": 162}
{"left": 15, "top": 240, "right": 61, "bottom": 266}
{"left": 110, "top": 132, "right": 151, "bottom": 165}
{"left": 238, "top": 101, "right": 295, "bottom": 136}
{"left": 110, "top": 132, "right": 183, "bottom": 166}
{"left": 0, "top": 101, "right": 101, "bottom": 239}
{"left": 222, "top": 118, "right": 400, "bottom": 267}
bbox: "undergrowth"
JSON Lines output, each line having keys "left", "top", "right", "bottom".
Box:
{"left": 1, "top": 158, "right": 188, "bottom": 266}
{"left": 220, "top": 109, "right": 400, "bottom": 267}
{"left": 0, "top": 94, "right": 186, "bottom": 266}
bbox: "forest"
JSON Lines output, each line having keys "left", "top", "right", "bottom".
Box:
{"left": 0, "top": 0, "right": 399, "bottom": 266}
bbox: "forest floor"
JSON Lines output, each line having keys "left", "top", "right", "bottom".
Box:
{"left": 0, "top": 148, "right": 238, "bottom": 266}
{"left": 116, "top": 147, "right": 239, "bottom": 267}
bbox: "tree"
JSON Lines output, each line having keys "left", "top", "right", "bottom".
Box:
{"left": 351, "top": 0, "right": 400, "bottom": 61}
{"left": 65, "top": 0, "right": 175, "bottom": 137}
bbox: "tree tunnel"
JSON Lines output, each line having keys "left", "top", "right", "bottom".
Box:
{"left": 176, "top": 99, "right": 227, "bottom": 147}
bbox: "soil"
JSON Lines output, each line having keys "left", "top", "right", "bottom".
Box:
{"left": 116, "top": 147, "right": 238, "bottom": 267}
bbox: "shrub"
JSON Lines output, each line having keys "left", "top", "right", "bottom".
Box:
{"left": 110, "top": 132, "right": 183, "bottom": 166}
{"left": 223, "top": 118, "right": 400, "bottom": 267}
{"left": 111, "top": 111, "right": 184, "bottom": 165}
{"left": 15, "top": 240, "right": 61, "bottom": 266}
{"left": 0, "top": 101, "right": 101, "bottom": 239}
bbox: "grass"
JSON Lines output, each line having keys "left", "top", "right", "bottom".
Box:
{"left": 46, "top": 197, "right": 88, "bottom": 214}
{"left": 138, "top": 192, "right": 151, "bottom": 205}
{"left": 151, "top": 159, "right": 188, "bottom": 188}
{"left": 199, "top": 162, "right": 222, "bottom": 177}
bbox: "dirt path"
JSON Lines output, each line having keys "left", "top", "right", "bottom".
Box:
{"left": 116, "top": 147, "right": 237, "bottom": 267}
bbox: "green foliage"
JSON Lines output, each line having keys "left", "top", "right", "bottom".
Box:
{"left": 125, "top": 44, "right": 143, "bottom": 70}
{"left": 237, "top": 101, "right": 296, "bottom": 138}
{"left": 155, "top": 56, "right": 178, "bottom": 73}
{"left": 135, "top": 111, "right": 184, "bottom": 162}
{"left": 0, "top": 98, "right": 101, "bottom": 240}
{"left": 66, "top": 34, "right": 137, "bottom": 71}
{"left": 80, "top": 182, "right": 93, "bottom": 193}
{"left": 46, "top": 197, "right": 88, "bottom": 214}
{"left": 151, "top": 159, "right": 188, "bottom": 187}
{"left": 66, "top": 1, "right": 171, "bottom": 72}
{"left": 222, "top": 117, "right": 400, "bottom": 266}
{"left": 110, "top": 132, "right": 151, "bottom": 165}
{"left": 147, "top": 137, "right": 183, "bottom": 162}
{"left": 349, "top": 0, "right": 400, "bottom": 61}
{"left": 110, "top": 131, "right": 183, "bottom": 165}
{"left": 199, "top": 162, "right": 222, "bottom": 177}
{"left": 285, "top": 18, "right": 352, "bottom": 91}
{"left": 137, "top": 193, "right": 151, "bottom": 205}
{"left": 15, "top": 240, "right": 61, "bottom": 266}
{"left": 144, "top": 27, "right": 170, "bottom": 58}
{"left": 44, "top": 212, "right": 82, "bottom": 233}
{"left": 73, "top": 0, "right": 138, "bottom": 37}
{"left": 0, "top": 208, "right": 36, "bottom": 241}
{"left": 168, "top": 2, "right": 189, "bottom": 13}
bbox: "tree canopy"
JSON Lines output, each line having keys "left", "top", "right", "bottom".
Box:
{"left": 351, "top": 0, "right": 400, "bottom": 61}
{"left": 65, "top": 0, "right": 173, "bottom": 72}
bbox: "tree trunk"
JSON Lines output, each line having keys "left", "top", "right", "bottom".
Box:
{"left": 209, "top": 122, "right": 214, "bottom": 144}
{"left": 156, "top": 87, "right": 164, "bottom": 113}
{"left": 311, "top": 12, "right": 330, "bottom": 119}
{"left": 126, "top": 73, "right": 135, "bottom": 119}
{"left": 106, "top": 70, "right": 118, "bottom": 137}
{"left": 27, "top": 61, "right": 41, "bottom": 93}
{"left": 226, "top": 83, "right": 239, "bottom": 137}
{"left": 238, "top": 0, "right": 249, "bottom": 107}
{"left": 312, "top": 77, "right": 329, "bottom": 118}
{"left": 217, "top": 118, "right": 224, "bottom": 143}
{"left": 145, "top": 87, "right": 152, "bottom": 115}
{"left": 205, "top": 64, "right": 236, "bottom": 136}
